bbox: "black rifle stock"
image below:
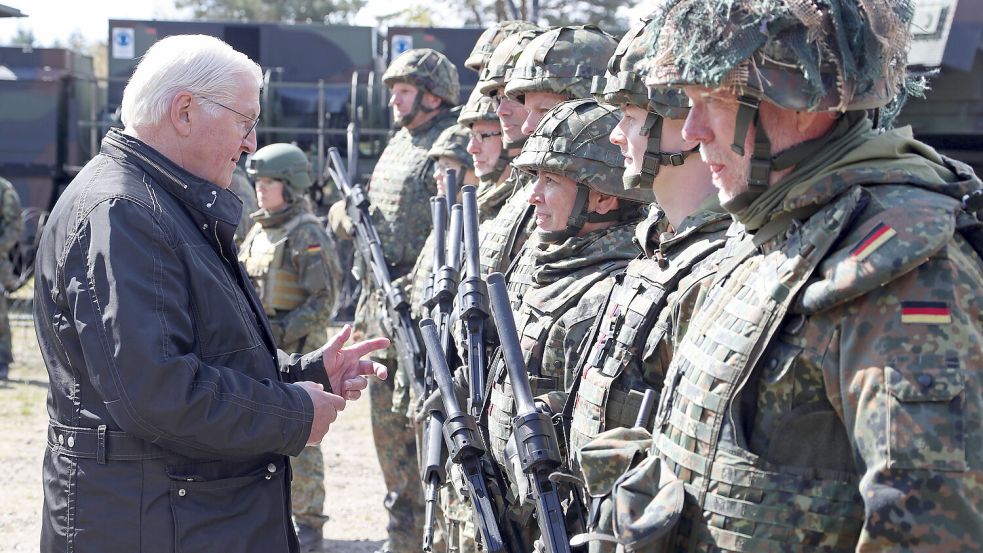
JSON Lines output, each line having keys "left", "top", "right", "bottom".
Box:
{"left": 487, "top": 272, "right": 572, "bottom": 553}
{"left": 420, "top": 319, "right": 526, "bottom": 553}
{"left": 326, "top": 147, "right": 424, "bottom": 398}
{"left": 459, "top": 185, "right": 490, "bottom": 418}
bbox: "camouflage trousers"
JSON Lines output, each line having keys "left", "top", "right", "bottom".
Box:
{"left": 370, "top": 362, "right": 425, "bottom": 553}
{"left": 440, "top": 467, "right": 478, "bottom": 553}
{"left": 0, "top": 293, "right": 11, "bottom": 372}
{"left": 291, "top": 444, "right": 328, "bottom": 529}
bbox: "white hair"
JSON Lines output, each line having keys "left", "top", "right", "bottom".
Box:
{"left": 120, "top": 34, "right": 262, "bottom": 128}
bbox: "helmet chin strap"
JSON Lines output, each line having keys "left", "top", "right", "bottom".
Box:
{"left": 722, "top": 94, "right": 840, "bottom": 213}
{"left": 622, "top": 110, "right": 699, "bottom": 190}
{"left": 538, "top": 184, "right": 627, "bottom": 244}
{"left": 397, "top": 89, "right": 437, "bottom": 128}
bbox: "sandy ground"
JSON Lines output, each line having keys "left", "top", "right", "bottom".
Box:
{"left": 0, "top": 300, "right": 389, "bottom": 553}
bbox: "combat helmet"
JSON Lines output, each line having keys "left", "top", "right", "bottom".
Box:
{"left": 644, "top": 0, "right": 913, "bottom": 209}
{"left": 383, "top": 48, "right": 461, "bottom": 126}
{"left": 246, "top": 143, "right": 312, "bottom": 200}
{"left": 428, "top": 124, "right": 475, "bottom": 172}
{"left": 476, "top": 28, "right": 544, "bottom": 96}
{"left": 465, "top": 20, "right": 539, "bottom": 73}
{"left": 458, "top": 87, "right": 510, "bottom": 185}
{"left": 513, "top": 98, "right": 655, "bottom": 243}
{"left": 591, "top": 14, "right": 697, "bottom": 190}
{"left": 504, "top": 25, "right": 618, "bottom": 102}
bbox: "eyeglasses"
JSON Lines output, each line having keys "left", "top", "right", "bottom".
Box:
{"left": 469, "top": 129, "right": 502, "bottom": 145}
{"left": 196, "top": 96, "right": 260, "bottom": 140}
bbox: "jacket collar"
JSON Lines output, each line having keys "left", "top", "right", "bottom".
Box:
{"left": 102, "top": 129, "right": 244, "bottom": 228}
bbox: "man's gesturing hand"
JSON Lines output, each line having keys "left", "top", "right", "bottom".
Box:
{"left": 322, "top": 324, "right": 390, "bottom": 400}
{"left": 296, "top": 381, "right": 347, "bottom": 445}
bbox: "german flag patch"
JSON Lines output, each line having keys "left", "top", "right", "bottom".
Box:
{"left": 850, "top": 222, "right": 896, "bottom": 261}
{"left": 901, "top": 301, "right": 951, "bottom": 325}
{"left": 306, "top": 244, "right": 321, "bottom": 253}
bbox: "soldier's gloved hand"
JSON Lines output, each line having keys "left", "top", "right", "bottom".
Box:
{"left": 414, "top": 366, "right": 469, "bottom": 422}
{"left": 328, "top": 200, "right": 354, "bottom": 240}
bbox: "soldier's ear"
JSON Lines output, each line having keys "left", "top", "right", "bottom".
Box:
{"left": 170, "top": 91, "right": 195, "bottom": 137}
{"left": 423, "top": 91, "right": 443, "bottom": 110}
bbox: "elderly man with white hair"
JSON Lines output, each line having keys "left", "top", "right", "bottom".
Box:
{"left": 34, "top": 34, "right": 388, "bottom": 553}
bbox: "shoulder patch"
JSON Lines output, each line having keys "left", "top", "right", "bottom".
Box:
{"left": 797, "top": 186, "right": 959, "bottom": 314}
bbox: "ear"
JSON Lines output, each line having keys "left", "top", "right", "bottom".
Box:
{"left": 423, "top": 91, "right": 443, "bottom": 110}
{"left": 590, "top": 190, "right": 620, "bottom": 215}
{"left": 170, "top": 91, "right": 195, "bottom": 137}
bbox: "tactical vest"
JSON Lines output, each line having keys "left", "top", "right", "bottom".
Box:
{"left": 568, "top": 228, "right": 727, "bottom": 464}
{"left": 368, "top": 110, "right": 456, "bottom": 276}
{"left": 477, "top": 169, "right": 536, "bottom": 276}
{"left": 241, "top": 213, "right": 321, "bottom": 316}
{"left": 652, "top": 188, "right": 868, "bottom": 552}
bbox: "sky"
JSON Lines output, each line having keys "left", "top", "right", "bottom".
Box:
{"left": 0, "top": 0, "right": 464, "bottom": 47}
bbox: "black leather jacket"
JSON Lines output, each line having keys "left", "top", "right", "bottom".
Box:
{"left": 35, "top": 129, "right": 331, "bottom": 553}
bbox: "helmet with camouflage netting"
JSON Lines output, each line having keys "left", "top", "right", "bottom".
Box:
{"left": 465, "top": 20, "right": 540, "bottom": 73}
{"left": 428, "top": 124, "right": 475, "bottom": 171}
{"left": 246, "top": 143, "right": 312, "bottom": 196}
{"left": 643, "top": 0, "right": 913, "bottom": 208}
{"left": 476, "top": 28, "right": 545, "bottom": 96}
{"left": 513, "top": 98, "right": 655, "bottom": 242}
{"left": 383, "top": 48, "right": 461, "bottom": 106}
{"left": 504, "top": 25, "right": 618, "bottom": 101}
{"left": 591, "top": 14, "right": 697, "bottom": 190}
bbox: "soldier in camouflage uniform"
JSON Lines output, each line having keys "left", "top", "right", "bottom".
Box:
{"left": 483, "top": 99, "right": 655, "bottom": 545}
{"left": 238, "top": 143, "right": 341, "bottom": 549}
{"left": 557, "top": 17, "right": 734, "bottom": 552}
{"left": 331, "top": 48, "right": 460, "bottom": 553}
{"left": 601, "top": 2, "right": 983, "bottom": 551}
{"left": 476, "top": 26, "right": 616, "bottom": 278}
{"left": 0, "top": 176, "right": 22, "bottom": 380}
{"left": 230, "top": 164, "right": 258, "bottom": 245}
{"left": 458, "top": 88, "right": 512, "bottom": 221}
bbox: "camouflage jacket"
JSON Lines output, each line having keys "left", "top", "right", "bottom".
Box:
{"left": 485, "top": 219, "right": 641, "bottom": 469}
{"left": 644, "top": 128, "right": 983, "bottom": 552}
{"left": 476, "top": 168, "right": 520, "bottom": 223}
{"left": 356, "top": 109, "right": 457, "bottom": 347}
{"left": 240, "top": 200, "right": 340, "bottom": 354}
{"left": 0, "top": 176, "right": 23, "bottom": 289}
{"left": 476, "top": 168, "right": 537, "bottom": 276}
{"left": 568, "top": 199, "right": 729, "bottom": 474}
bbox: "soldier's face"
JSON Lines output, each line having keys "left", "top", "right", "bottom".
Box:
{"left": 611, "top": 104, "right": 650, "bottom": 177}
{"left": 433, "top": 157, "right": 464, "bottom": 197}
{"left": 185, "top": 75, "right": 259, "bottom": 188}
{"left": 529, "top": 170, "right": 579, "bottom": 233}
{"left": 389, "top": 83, "right": 420, "bottom": 123}
{"left": 521, "top": 92, "right": 568, "bottom": 135}
{"left": 681, "top": 86, "right": 752, "bottom": 203}
{"left": 467, "top": 120, "right": 504, "bottom": 176}
{"left": 255, "top": 177, "right": 286, "bottom": 212}
{"left": 493, "top": 88, "right": 528, "bottom": 144}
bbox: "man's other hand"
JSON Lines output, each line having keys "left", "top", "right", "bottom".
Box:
{"left": 321, "top": 324, "right": 390, "bottom": 400}
{"left": 296, "top": 381, "right": 347, "bottom": 445}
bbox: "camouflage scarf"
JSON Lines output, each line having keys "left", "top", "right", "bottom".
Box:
{"left": 531, "top": 219, "right": 640, "bottom": 286}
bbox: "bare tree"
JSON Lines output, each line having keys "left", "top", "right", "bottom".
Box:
{"left": 174, "top": 0, "right": 368, "bottom": 24}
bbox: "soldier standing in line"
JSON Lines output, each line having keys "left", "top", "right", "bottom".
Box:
{"left": 476, "top": 25, "right": 617, "bottom": 280}
{"left": 459, "top": 88, "right": 513, "bottom": 221}
{"left": 331, "top": 48, "right": 460, "bottom": 553}
{"left": 553, "top": 17, "right": 732, "bottom": 551}
{"left": 0, "top": 176, "right": 22, "bottom": 380}
{"left": 606, "top": 1, "right": 983, "bottom": 550}
{"left": 484, "top": 99, "right": 655, "bottom": 546}
{"left": 464, "top": 20, "right": 539, "bottom": 75}
{"left": 238, "top": 143, "right": 342, "bottom": 550}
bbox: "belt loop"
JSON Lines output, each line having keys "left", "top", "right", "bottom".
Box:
{"left": 96, "top": 425, "right": 107, "bottom": 465}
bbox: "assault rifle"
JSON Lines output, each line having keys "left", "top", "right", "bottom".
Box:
{"left": 487, "top": 272, "right": 572, "bottom": 553}
{"left": 458, "top": 185, "right": 490, "bottom": 418}
{"left": 326, "top": 147, "right": 424, "bottom": 398}
{"left": 419, "top": 318, "right": 529, "bottom": 553}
